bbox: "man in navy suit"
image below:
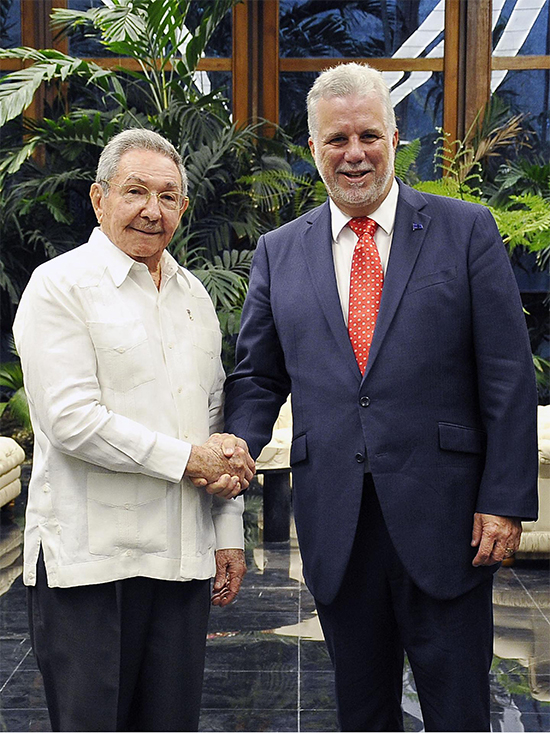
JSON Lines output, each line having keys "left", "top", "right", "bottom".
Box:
{"left": 224, "top": 63, "right": 538, "bottom": 731}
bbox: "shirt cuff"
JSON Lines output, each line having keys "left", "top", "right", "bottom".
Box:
{"left": 213, "top": 495, "right": 245, "bottom": 550}
{"left": 146, "top": 433, "right": 192, "bottom": 483}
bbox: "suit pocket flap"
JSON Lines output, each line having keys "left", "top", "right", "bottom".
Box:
{"left": 407, "top": 267, "right": 457, "bottom": 293}
{"left": 438, "top": 422, "right": 486, "bottom": 454}
{"left": 290, "top": 433, "right": 307, "bottom": 465}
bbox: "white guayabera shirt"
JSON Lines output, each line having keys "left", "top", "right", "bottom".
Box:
{"left": 13, "top": 228, "right": 244, "bottom": 588}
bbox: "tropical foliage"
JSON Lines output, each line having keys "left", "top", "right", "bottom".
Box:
{"left": 0, "top": 0, "right": 302, "bottom": 330}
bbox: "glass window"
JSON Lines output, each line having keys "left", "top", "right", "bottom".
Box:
{"left": 279, "top": 0, "right": 444, "bottom": 58}
{"left": 68, "top": 0, "right": 117, "bottom": 58}
{"left": 493, "top": 0, "right": 549, "bottom": 55}
{"left": 200, "top": 70, "right": 232, "bottom": 106}
{"left": 0, "top": 0, "right": 21, "bottom": 49}
{"left": 67, "top": 0, "right": 232, "bottom": 59}
{"left": 492, "top": 69, "right": 550, "bottom": 149}
{"left": 185, "top": 2, "right": 232, "bottom": 57}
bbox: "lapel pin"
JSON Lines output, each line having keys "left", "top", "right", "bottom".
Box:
{"left": 412, "top": 222, "right": 423, "bottom": 231}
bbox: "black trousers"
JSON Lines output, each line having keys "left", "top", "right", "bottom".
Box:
{"left": 28, "top": 551, "right": 211, "bottom": 732}
{"left": 316, "top": 476, "right": 493, "bottom": 732}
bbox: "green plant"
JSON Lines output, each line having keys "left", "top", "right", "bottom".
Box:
{"left": 0, "top": 361, "right": 31, "bottom": 431}
{"left": 0, "top": 0, "right": 302, "bottom": 352}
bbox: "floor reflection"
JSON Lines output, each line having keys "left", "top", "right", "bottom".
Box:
{"left": 0, "top": 479, "right": 549, "bottom": 732}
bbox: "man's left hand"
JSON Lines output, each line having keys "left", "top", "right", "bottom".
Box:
{"left": 211, "top": 549, "right": 246, "bottom": 606}
{"left": 471, "top": 513, "right": 522, "bottom": 566}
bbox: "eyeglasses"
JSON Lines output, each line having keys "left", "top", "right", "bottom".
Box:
{"left": 101, "top": 181, "right": 188, "bottom": 212}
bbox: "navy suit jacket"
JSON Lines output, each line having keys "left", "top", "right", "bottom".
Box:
{"left": 224, "top": 181, "right": 539, "bottom": 605}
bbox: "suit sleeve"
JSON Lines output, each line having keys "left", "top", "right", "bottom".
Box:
{"left": 224, "top": 236, "right": 291, "bottom": 459}
{"left": 468, "top": 206, "right": 538, "bottom": 520}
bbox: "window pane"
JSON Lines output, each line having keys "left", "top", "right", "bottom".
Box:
{"left": 185, "top": 2, "right": 232, "bottom": 57}
{"left": 491, "top": 69, "right": 550, "bottom": 148}
{"left": 68, "top": 0, "right": 117, "bottom": 57}
{"left": 493, "top": 0, "right": 549, "bottom": 56}
{"left": 391, "top": 70, "right": 442, "bottom": 179}
{"left": 279, "top": 0, "right": 444, "bottom": 58}
{"left": 67, "top": 1, "right": 232, "bottom": 58}
{"left": 198, "top": 71, "right": 232, "bottom": 107}
{"left": 0, "top": 0, "right": 21, "bottom": 49}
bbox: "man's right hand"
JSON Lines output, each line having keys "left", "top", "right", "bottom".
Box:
{"left": 184, "top": 433, "right": 255, "bottom": 499}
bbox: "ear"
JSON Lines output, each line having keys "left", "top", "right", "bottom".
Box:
{"left": 89, "top": 182, "right": 105, "bottom": 224}
{"left": 392, "top": 128, "right": 399, "bottom": 150}
{"left": 175, "top": 196, "right": 189, "bottom": 227}
{"left": 308, "top": 137, "right": 316, "bottom": 159}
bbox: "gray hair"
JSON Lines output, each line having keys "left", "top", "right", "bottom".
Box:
{"left": 96, "top": 128, "right": 188, "bottom": 196}
{"left": 307, "top": 62, "right": 396, "bottom": 141}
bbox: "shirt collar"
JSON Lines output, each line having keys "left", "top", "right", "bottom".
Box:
{"left": 329, "top": 178, "right": 399, "bottom": 242}
{"left": 89, "top": 227, "right": 190, "bottom": 288}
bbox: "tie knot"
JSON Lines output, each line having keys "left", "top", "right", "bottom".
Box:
{"left": 348, "top": 217, "right": 377, "bottom": 239}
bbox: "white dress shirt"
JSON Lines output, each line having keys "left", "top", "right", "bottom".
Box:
{"left": 330, "top": 179, "right": 399, "bottom": 324}
{"left": 13, "top": 228, "right": 243, "bottom": 588}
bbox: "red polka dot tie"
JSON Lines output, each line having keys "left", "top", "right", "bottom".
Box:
{"left": 347, "top": 217, "right": 383, "bottom": 374}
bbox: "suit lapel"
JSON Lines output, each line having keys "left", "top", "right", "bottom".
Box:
{"left": 363, "top": 183, "right": 431, "bottom": 379}
{"left": 300, "top": 202, "right": 361, "bottom": 382}
{"left": 299, "top": 184, "right": 431, "bottom": 383}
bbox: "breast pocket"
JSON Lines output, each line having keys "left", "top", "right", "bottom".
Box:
{"left": 190, "top": 323, "right": 222, "bottom": 394}
{"left": 87, "top": 320, "right": 155, "bottom": 392}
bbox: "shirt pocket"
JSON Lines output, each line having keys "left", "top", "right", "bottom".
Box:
{"left": 86, "top": 472, "right": 168, "bottom": 556}
{"left": 87, "top": 320, "right": 155, "bottom": 392}
{"left": 190, "top": 322, "right": 222, "bottom": 395}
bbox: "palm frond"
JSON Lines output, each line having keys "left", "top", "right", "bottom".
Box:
{"left": 395, "top": 139, "right": 420, "bottom": 179}
{"left": 0, "top": 49, "right": 111, "bottom": 125}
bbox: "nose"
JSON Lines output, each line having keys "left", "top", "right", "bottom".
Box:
{"left": 141, "top": 192, "right": 162, "bottom": 219}
{"left": 344, "top": 136, "right": 366, "bottom": 163}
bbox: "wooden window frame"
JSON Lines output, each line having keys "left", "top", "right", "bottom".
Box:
{"left": 1, "top": 0, "right": 549, "bottom": 142}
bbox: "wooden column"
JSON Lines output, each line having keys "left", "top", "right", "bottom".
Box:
{"left": 443, "top": 0, "right": 462, "bottom": 143}
{"left": 232, "top": 0, "right": 251, "bottom": 126}
{"left": 20, "top": 0, "right": 51, "bottom": 120}
{"left": 259, "top": 0, "right": 279, "bottom": 132}
{"left": 463, "top": 0, "right": 492, "bottom": 135}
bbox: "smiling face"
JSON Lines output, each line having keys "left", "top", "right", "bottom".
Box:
{"left": 308, "top": 92, "right": 398, "bottom": 217}
{"left": 89, "top": 148, "right": 187, "bottom": 271}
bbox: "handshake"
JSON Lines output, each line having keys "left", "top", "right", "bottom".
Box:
{"left": 185, "top": 433, "right": 256, "bottom": 500}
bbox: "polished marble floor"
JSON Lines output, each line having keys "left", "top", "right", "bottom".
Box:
{"left": 0, "top": 475, "right": 549, "bottom": 732}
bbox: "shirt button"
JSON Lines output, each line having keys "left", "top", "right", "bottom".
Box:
{"left": 126, "top": 550, "right": 133, "bottom": 557}
{"left": 124, "top": 503, "right": 130, "bottom": 510}
{"left": 355, "top": 453, "right": 365, "bottom": 463}
{"left": 43, "top": 485, "right": 50, "bottom": 493}
{"left": 168, "top": 343, "right": 174, "bottom": 349}
{"left": 360, "top": 396, "right": 370, "bottom": 407}
{"left": 177, "top": 387, "right": 183, "bottom": 394}
{"left": 28, "top": 572, "right": 35, "bottom": 581}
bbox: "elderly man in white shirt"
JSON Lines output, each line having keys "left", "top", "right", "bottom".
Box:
{"left": 13, "top": 128, "right": 254, "bottom": 733}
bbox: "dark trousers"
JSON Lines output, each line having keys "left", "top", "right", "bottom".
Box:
{"left": 28, "top": 551, "right": 211, "bottom": 732}
{"left": 316, "top": 476, "right": 493, "bottom": 732}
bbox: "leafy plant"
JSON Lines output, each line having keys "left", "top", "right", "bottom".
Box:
{"left": 0, "top": 0, "right": 303, "bottom": 353}
{"left": 0, "top": 338, "right": 31, "bottom": 434}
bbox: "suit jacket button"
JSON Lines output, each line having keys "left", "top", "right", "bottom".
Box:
{"left": 355, "top": 453, "right": 365, "bottom": 463}
{"left": 360, "top": 396, "right": 370, "bottom": 407}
